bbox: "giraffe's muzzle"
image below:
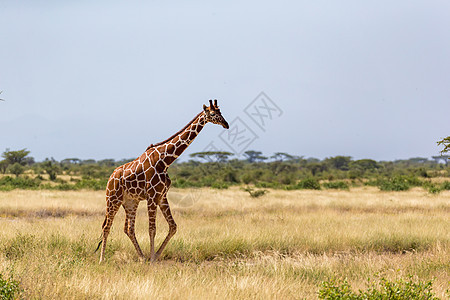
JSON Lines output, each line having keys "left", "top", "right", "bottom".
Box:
{"left": 222, "top": 121, "right": 229, "bottom": 129}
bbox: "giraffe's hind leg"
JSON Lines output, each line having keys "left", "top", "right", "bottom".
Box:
{"left": 123, "top": 197, "right": 145, "bottom": 261}
{"left": 153, "top": 196, "right": 177, "bottom": 261}
{"left": 99, "top": 194, "right": 122, "bottom": 263}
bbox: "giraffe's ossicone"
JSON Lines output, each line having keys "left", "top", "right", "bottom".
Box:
{"left": 97, "top": 100, "right": 229, "bottom": 263}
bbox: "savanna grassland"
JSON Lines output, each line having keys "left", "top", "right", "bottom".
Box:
{"left": 0, "top": 187, "right": 449, "bottom": 299}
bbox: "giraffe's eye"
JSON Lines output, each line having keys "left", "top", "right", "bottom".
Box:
{"left": 210, "top": 112, "right": 215, "bottom": 116}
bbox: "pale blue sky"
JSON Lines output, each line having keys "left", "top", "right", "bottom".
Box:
{"left": 1, "top": 1, "right": 449, "bottom": 161}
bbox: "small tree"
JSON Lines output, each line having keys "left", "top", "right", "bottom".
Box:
{"left": 8, "top": 163, "right": 25, "bottom": 177}
{"left": 42, "top": 158, "right": 59, "bottom": 181}
{"left": 0, "top": 160, "right": 8, "bottom": 174}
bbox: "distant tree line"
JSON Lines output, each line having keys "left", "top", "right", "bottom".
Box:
{"left": 0, "top": 148, "right": 449, "bottom": 193}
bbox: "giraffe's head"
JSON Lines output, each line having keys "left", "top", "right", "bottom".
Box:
{"left": 203, "top": 99, "right": 229, "bottom": 129}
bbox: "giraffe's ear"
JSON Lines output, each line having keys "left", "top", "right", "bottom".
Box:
{"left": 203, "top": 104, "right": 208, "bottom": 111}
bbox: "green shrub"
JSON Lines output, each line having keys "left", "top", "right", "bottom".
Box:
{"left": 7, "top": 163, "right": 25, "bottom": 177}
{"left": 56, "top": 183, "right": 77, "bottom": 191}
{"left": 211, "top": 182, "right": 229, "bottom": 189}
{"left": 440, "top": 181, "right": 450, "bottom": 190}
{"left": 378, "top": 176, "right": 412, "bottom": 191}
{"left": 297, "top": 177, "right": 321, "bottom": 190}
{"left": 424, "top": 180, "right": 450, "bottom": 194}
{"left": 0, "top": 273, "right": 21, "bottom": 300}
{"left": 322, "top": 181, "right": 349, "bottom": 190}
{"left": 427, "top": 185, "right": 442, "bottom": 194}
{"left": 172, "top": 178, "right": 202, "bottom": 188}
{"left": 243, "top": 186, "right": 268, "bottom": 198}
{"left": 254, "top": 181, "right": 280, "bottom": 189}
{"left": 0, "top": 176, "right": 41, "bottom": 191}
{"left": 318, "top": 276, "right": 438, "bottom": 300}
{"left": 421, "top": 181, "right": 442, "bottom": 194}
{"left": 285, "top": 178, "right": 320, "bottom": 190}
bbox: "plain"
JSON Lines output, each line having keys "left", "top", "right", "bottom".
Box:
{"left": 0, "top": 187, "right": 449, "bottom": 299}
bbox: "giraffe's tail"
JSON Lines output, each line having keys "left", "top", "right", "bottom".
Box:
{"left": 94, "top": 215, "right": 108, "bottom": 253}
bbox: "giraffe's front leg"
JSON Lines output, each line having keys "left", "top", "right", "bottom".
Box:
{"left": 147, "top": 200, "right": 157, "bottom": 261}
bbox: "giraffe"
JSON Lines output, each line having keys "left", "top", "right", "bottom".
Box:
{"left": 97, "top": 99, "right": 229, "bottom": 263}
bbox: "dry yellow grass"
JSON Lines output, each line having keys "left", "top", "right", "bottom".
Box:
{"left": 0, "top": 187, "right": 449, "bottom": 299}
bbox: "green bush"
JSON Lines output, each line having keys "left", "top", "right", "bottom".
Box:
{"left": 322, "top": 181, "right": 349, "bottom": 190}
{"left": 211, "top": 182, "right": 229, "bottom": 189}
{"left": 0, "top": 176, "right": 41, "bottom": 191}
{"left": 0, "top": 273, "right": 21, "bottom": 300}
{"left": 243, "top": 186, "right": 268, "bottom": 198}
{"left": 318, "top": 276, "right": 438, "bottom": 300}
{"left": 378, "top": 176, "right": 412, "bottom": 191}
{"left": 7, "top": 163, "right": 25, "bottom": 177}
{"left": 421, "top": 180, "right": 450, "bottom": 194}
{"left": 441, "top": 181, "right": 450, "bottom": 190}
{"left": 295, "top": 177, "right": 321, "bottom": 190}
{"left": 422, "top": 181, "right": 442, "bottom": 194}
{"left": 172, "top": 178, "right": 202, "bottom": 188}
{"left": 427, "top": 185, "right": 442, "bottom": 194}
{"left": 285, "top": 177, "right": 321, "bottom": 190}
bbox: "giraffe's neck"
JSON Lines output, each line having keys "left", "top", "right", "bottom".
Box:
{"left": 151, "top": 112, "right": 207, "bottom": 169}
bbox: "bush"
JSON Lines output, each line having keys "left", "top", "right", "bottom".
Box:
{"left": 243, "top": 186, "right": 268, "bottom": 198}
{"left": 441, "top": 181, "right": 450, "bottom": 190}
{"left": 378, "top": 176, "right": 412, "bottom": 191}
{"left": 322, "top": 181, "right": 349, "bottom": 190}
{"left": 7, "top": 163, "right": 25, "bottom": 177}
{"left": 318, "top": 276, "right": 438, "bottom": 300}
{"left": 0, "top": 176, "right": 41, "bottom": 191}
{"left": 0, "top": 273, "right": 21, "bottom": 300}
{"left": 255, "top": 181, "right": 281, "bottom": 189}
{"left": 296, "top": 177, "right": 321, "bottom": 190}
{"left": 421, "top": 180, "right": 450, "bottom": 194}
{"left": 285, "top": 178, "right": 321, "bottom": 190}
{"left": 172, "top": 178, "right": 201, "bottom": 188}
{"left": 421, "top": 181, "right": 442, "bottom": 194}
{"left": 211, "top": 182, "right": 229, "bottom": 189}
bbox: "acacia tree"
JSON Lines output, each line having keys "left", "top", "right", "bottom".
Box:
{"left": 1, "top": 148, "right": 32, "bottom": 175}
{"left": 437, "top": 136, "right": 450, "bottom": 154}
{"left": 2, "top": 148, "right": 31, "bottom": 165}
{"left": 190, "top": 151, "right": 234, "bottom": 163}
{"left": 244, "top": 150, "right": 267, "bottom": 163}
{"left": 271, "top": 152, "right": 296, "bottom": 162}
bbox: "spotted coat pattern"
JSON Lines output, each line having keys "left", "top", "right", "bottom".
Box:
{"left": 99, "top": 101, "right": 229, "bottom": 263}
